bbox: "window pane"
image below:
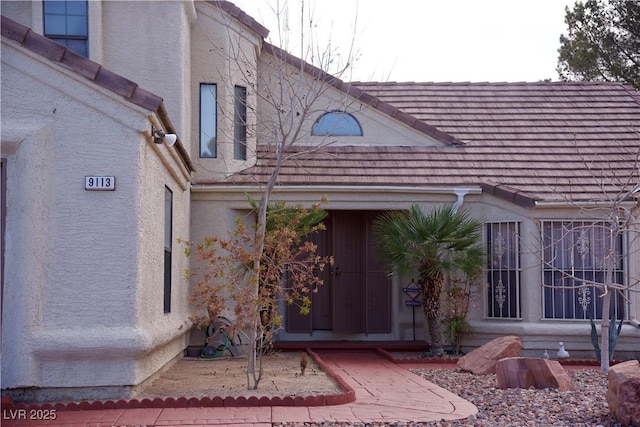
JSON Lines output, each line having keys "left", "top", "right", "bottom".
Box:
{"left": 164, "top": 186, "right": 173, "bottom": 314}
{"left": 44, "top": 15, "right": 66, "bottom": 34}
{"left": 164, "top": 250, "right": 172, "bottom": 313}
{"left": 44, "top": 1, "right": 66, "bottom": 14}
{"left": 486, "top": 222, "right": 521, "bottom": 318}
{"left": 66, "top": 0, "right": 87, "bottom": 15}
{"left": 164, "top": 187, "right": 172, "bottom": 250}
{"left": 66, "top": 15, "right": 87, "bottom": 36}
{"left": 65, "top": 39, "right": 88, "bottom": 57}
{"left": 234, "top": 86, "right": 247, "bottom": 160}
{"left": 542, "top": 220, "right": 625, "bottom": 320}
{"left": 312, "top": 111, "right": 363, "bottom": 136}
{"left": 199, "top": 84, "right": 217, "bottom": 158}
{"left": 43, "top": 1, "right": 88, "bottom": 57}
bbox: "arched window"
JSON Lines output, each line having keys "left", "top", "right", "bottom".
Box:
{"left": 311, "top": 111, "right": 363, "bottom": 136}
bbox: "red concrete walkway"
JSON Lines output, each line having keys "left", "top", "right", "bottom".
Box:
{"left": 2, "top": 351, "right": 477, "bottom": 426}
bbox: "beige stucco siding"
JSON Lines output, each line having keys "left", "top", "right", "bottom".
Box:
{"left": 99, "top": 1, "right": 195, "bottom": 141}
{"left": 256, "top": 50, "right": 447, "bottom": 149}
{"left": 132, "top": 129, "right": 192, "bottom": 384}
{"left": 191, "top": 186, "right": 640, "bottom": 357}
{"left": 1, "top": 38, "right": 191, "bottom": 395}
{"left": 463, "top": 196, "right": 640, "bottom": 358}
{"left": 189, "top": 1, "right": 261, "bottom": 180}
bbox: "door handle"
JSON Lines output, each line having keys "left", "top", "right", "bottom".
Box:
{"left": 334, "top": 266, "right": 341, "bottom": 276}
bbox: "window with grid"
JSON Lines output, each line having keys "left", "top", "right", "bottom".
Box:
{"left": 486, "top": 222, "right": 521, "bottom": 318}
{"left": 541, "top": 221, "right": 625, "bottom": 320}
{"left": 43, "top": 0, "right": 88, "bottom": 57}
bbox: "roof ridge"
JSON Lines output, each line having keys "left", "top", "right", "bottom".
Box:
{"left": 262, "top": 42, "right": 463, "bottom": 146}
{"left": 208, "top": 1, "right": 269, "bottom": 39}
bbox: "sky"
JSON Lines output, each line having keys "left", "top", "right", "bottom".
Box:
{"left": 232, "top": 0, "right": 574, "bottom": 83}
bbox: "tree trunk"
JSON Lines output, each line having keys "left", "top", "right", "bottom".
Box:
{"left": 245, "top": 140, "right": 284, "bottom": 389}
{"left": 246, "top": 316, "right": 260, "bottom": 389}
{"left": 420, "top": 270, "right": 444, "bottom": 355}
{"left": 599, "top": 218, "right": 617, "bottom": 373}
{"left": 600, "top": 292, "right": 611, "bottom": 373}
{"left": 426, "top": 313, "right": 445, "bottom": 355}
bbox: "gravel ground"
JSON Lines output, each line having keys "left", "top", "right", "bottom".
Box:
{"left": 410, "top": 367, "right": 620, "bottom": 427}
{"left": 278, "top": 367, "right": 624, "bottom": 427}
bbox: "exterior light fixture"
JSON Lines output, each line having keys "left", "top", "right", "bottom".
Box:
{"left": 152, "top": 126, "right": 177, "bottom": 146}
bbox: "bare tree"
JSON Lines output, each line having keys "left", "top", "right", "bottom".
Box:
{"left": 191, "top": 1, "right": 360, "bottom": 389}
{"left": 538, "top": 142, "right": 640, "bottom": 373}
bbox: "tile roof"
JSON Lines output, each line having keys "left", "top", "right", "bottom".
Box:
{"left": 224, "top": 81, "right": 640, "bottom": 206}
{"left": 1, "top": 15, "right": 195, "bottom": 172}
{"left": 210, "top": 1, "right": 269, "bottom": 38}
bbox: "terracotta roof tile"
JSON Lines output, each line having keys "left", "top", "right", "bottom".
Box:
{"left": 1, "top": 15, "right": 162, "bottom": 112}
{"left": 2, "top": 15, "right": 194, "bottom": 172}
{"left": 59, "top": 49, "right": 101, "bottom": 80}
{"left": 23, "top": 28, "right": 66, "bottom": 62}
{"left": 210, "top": 1, "right": 269, "bottom": 38}
{"left": 222, "top": 82, "right": 639, "bottom": 205}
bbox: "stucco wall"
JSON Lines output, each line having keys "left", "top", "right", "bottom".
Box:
{"left": 256, "top": 50, "right": 446, "bottom": 149}
{"left": 191, "top": 184, "right": 640, "bottom": 358}
{"left": 1, "top": 38, "right": 191, "bottom": 399}
{"left": 0, "top": 1, "right": 34, "bottom": 28}
{"left": 132, "top": 123, "right": 192, "bottom": 384}
{"left": 462, "top": 197, "right": 640, "bottom": 358}
{"left": 100, "top": 1, "right": 195, "bottom": 140}
{"left": 0, "top": 0, "right": 104, "bottom": 72}
{"left": 189, "top": 2, "right": 261, "bottom": 181}
{"left": 190, "top": 185, "right": 480, "bottom": 343}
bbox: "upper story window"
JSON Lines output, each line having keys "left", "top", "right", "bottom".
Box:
{"left": 312, "top": 111, "right": 363, "bottom": 136}
{"left": 200, "top": 83, "right": 217, "bottom": 158}
{"left": 43, "top": 0, "right": 88, "bottom": 57}
{"left": 234, "top": 85, "right": 247, "bottom": 160}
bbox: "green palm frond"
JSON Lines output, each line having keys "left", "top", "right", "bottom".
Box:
{"left": 373, "top": 204, "right": 484, "bottom": 278}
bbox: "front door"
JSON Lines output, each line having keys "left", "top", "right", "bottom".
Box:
{"left": 286, "top": 210, "right": 391, "bottom": 334}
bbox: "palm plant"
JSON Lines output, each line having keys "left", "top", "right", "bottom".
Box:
{"left": 373, "top": 204, "right": 484, "bottom": 355}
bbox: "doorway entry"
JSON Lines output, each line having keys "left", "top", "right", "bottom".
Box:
{"left": 286, "top": 210, "right": 391, "bottom": 334}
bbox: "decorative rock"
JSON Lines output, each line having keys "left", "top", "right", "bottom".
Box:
{"left": 495, "top": 357, "right": 575, "bottom": 391}
{"left": 606, "top": 359, "right": 640, "bottom": 427}
{"left": 457, "top": 335, "right": 522, "bottom": 375}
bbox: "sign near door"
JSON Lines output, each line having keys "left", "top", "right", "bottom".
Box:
{"left": 403, "top": 280, "right": 421, "bottom": 303}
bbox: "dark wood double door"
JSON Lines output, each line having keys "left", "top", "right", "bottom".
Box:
{"left": 286, "top": 210, "right": 391, "bottom": 334}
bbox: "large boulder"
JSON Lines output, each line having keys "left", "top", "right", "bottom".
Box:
{"left": 495, "top": 357, "right": 575, "bottom": 391}
{"left": 457, "top": 335, "right": 522, "bottom": 375}
{"left": 606, "top": 360, "right": 640, "bottom": 427}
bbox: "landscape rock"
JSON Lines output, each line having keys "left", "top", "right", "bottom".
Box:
{"left": 606, "top": 359, "right": 640, "bottom": 426}
{"left": 457, "top": 335, "right": 522, "bottom": 375}
{"left": 495, "top": 357, "right": 575, "bottom": 391}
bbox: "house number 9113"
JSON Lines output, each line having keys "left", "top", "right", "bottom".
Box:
{"left": 85, "top": 176, "right": 115, "bottom": 191}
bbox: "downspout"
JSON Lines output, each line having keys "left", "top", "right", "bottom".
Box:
{"left": 452, "top": 188, "right": 471, "bottom": 212}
